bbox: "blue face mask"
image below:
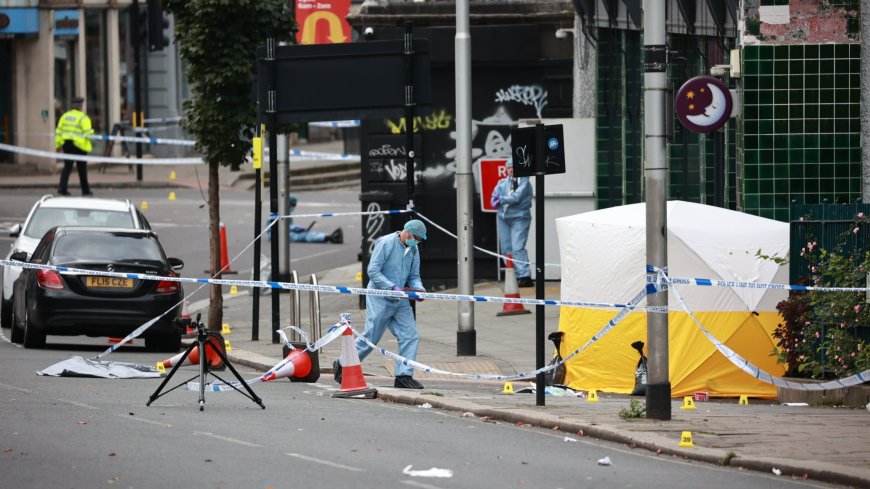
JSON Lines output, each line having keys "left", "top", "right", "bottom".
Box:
{"left": 406, "top": 238, "right": 419, "bottom": 248}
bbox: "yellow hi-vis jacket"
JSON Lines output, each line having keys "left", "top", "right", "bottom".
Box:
{"left": 55, "top": 109, "right": 94, "bottom": 153}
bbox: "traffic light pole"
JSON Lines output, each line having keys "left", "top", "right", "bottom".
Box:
{"left": 643, "top": 0, "right": 671, "bottom": 420}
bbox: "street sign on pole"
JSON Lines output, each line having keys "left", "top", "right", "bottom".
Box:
{"left": 509, "top": 124, "right": 566, "bottom": 178}
{"left": 509, "top": 123, "right": 567, "bottom": 406}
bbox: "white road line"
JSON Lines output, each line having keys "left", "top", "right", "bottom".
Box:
{"left": 401, "top": 480, "right": 447, "bottom": 489}
{"left": 285, "top": 452, "right": 365, "bottom": 472}
{"left": 0, "top": 381, "right": 33, "bottom": 394}
{"left": 55, "top": 398, "right": 99, "bottom": 410}
{"left": 193, "top": 431, "right": 261, "bottom": 447}
{"left": 119, "top": 414, "right": 172, "bottom": 428}
{"left": 0, "top": 328, "right": 20, "bottom": 346}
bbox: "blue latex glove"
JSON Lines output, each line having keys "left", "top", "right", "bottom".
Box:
{"left": 492, "top": 195, "right": 501, "bottom": 207}
{"left": 291, "top": 225, "right": 306, "bottom": 233}
{"left": 392, "top": 286, "right": 403, "bottom": 291}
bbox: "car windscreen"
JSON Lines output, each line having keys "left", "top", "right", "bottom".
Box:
{"left": 51, "top": 233, "right": 165, "bottom": 264}
{"left": 25, "top": 208, "right": 135, "bottom": 239}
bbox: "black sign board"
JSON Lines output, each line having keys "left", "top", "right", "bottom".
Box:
{"left": 256, "top": 39, "right": 433, "bottom": 124}
{"left": 509, "top": 124, "right": 566, "bottom": 177}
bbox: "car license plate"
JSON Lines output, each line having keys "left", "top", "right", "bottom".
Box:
{"left": 86, "top": 276, "right": 133, "bottom": 288}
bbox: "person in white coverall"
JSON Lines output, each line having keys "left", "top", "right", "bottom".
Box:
{"left": 333, "top": 219, "right": 428, "bottom": 389}
{"left": 490, "top": 159, "right": 533, "bottom": 287}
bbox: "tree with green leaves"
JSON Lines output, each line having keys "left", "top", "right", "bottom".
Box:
{"left": 164, "top": 0, "right": 294, "bottom": 330}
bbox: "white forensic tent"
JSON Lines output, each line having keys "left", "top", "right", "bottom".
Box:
{"left": 555, "top": 201, "right": 789, "bottom": 398}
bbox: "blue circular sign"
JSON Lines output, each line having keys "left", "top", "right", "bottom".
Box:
{"left": 547, "top": 137, "right": 559, "bottom": 151}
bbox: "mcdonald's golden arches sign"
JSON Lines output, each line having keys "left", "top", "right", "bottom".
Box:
{"left": 295, "top": 0, "right": 351, "bottom": 45}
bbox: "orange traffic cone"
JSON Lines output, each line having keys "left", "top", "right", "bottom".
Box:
{"left": 159, "top": 335, "right": 225, "bottom": 370}
{"left": 219, "top": 222, "right": 234, "bottom": 274}
{"left": 497, "top": 254, "right": 531, "bottom": 317}
{"left": 259, "top": 348, "right": 312, "bottom": 382}
{"left": 107, "top": 337, "right": 134, "bottom": 346}
{"left": 332, "top": 325, "right": 378, "bottom": 399}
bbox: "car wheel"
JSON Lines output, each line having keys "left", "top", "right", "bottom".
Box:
{"left": 1, "top": 297, "right": 11, "bottom": 329}
{"left": 10, "top": 308, "right": 23, "bottom": 344}
{"left": 22, "top": 305, "right": 45, "bottom": 349}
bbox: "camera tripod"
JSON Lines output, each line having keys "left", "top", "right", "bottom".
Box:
{"left": 147, "top": 314, "right": 264, "bottom": 411}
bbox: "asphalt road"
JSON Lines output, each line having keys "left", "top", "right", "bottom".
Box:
{"left": 0, "top": 188, "right": 841, "bottom": 488}
{"left": 0, "top": 339, "right": 834, "bottom": 489}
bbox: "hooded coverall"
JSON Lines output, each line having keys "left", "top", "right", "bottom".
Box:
{"left": 490, "top": 174, "right": 532, "bottom": 278}
{"left": 356, "top": 231, "right": 425, "bottom": 377}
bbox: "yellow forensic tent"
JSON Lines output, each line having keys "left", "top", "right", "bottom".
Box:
{"left": 555, "top": 201, "right": 788, "bottom": 398}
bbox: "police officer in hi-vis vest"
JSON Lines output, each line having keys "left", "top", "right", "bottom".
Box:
{"left": 55, "top": 96, "right": 94, "bottom": 196}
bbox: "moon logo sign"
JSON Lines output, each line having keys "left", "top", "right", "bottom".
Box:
{"left": 674, "top": 76, "right": 733, "bottom": 133}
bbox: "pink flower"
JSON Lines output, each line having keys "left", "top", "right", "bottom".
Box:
{"left": 815, "top": 331, "right": 821, "bottom": 338}
{"left": 854, "top": 227, "right": 860, "bottom": 235}
{"left": 855, "top": 304, "right": 862, "bottom": 314}
{"left": 851, "top": 352, "right": 856, "bottom": 357}
{"left": 808, "top": 242, "right": 816, "bottom": 251}
{"left": 859, "top": 212, "right": 865, "bottom": 218}
{"left": 799, "top": 217, "right": 804, "bottom": 222}
{"left": 811, "top": 266, "right": 817, "bottom": 273}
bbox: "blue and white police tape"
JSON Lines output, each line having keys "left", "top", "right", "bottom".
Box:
{"left": 665, "top": 274, "right": 870, "bottom": 391}
{"left": 0, "top": 259, "right": 665, "bottom": 312}
{"left": 0, "top": 143, "right": 202, "bottom": 165}
{"left": 352, "top": 286, "right": 651, "bottom": 381}
{"left": 269, "top": 208, "right": 413, "bottom": 220}
{"left": 413, "top": 210, "right": 562, "bottom": 269}
{"left": 309, "top": 120, "right": 361, "bottom": 128}
{"left": 278, "top": 322, "right": 349, "bottom": 354}
{"left": 646, "top": 264, "right": 870, "bottom": 293}
{"left": 87, "top": 134, "right": 196, "bottom": 146}
{"left": 261, "top": 148, "right": 361, "bottom": 162}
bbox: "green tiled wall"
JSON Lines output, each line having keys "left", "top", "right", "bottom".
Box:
{"left": 596, "top": 31, "right": 737, "bottom": 210}
{"left": 740, "top": 44, "right": 862, "bottom": 222}
{"left": 596, "top": 29, "right": 643, "bottom": 209}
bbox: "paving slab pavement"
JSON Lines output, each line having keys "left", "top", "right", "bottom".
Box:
{"left": 187, "top": 263, "right": 870, "bottom": 488}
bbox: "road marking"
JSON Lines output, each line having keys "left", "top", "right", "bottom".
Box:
{"left": 119, "top": 414, "right": 172, "bottom": 428}
{"left": 285, "top": 452, "right": 365, "bottom": 472}
{"left": 0, "top": 381, "right": 33, "bottom": 394}
{"left": 401, "top": 481, "right": 447, "bottom": 489}
{"left": 56, "top": 398, "right": 99, "bottom": 410}
{"left": 194, "top": 431, "right": 261, "bottom": 447}
{"left": 0, "top": 328, "right": 20, "bottom": 346}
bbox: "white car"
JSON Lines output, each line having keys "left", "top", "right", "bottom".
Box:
{"left": 1, "top": 195, "right": 151, "bottom": 329}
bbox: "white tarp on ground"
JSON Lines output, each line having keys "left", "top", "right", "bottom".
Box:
{"left": 37, "top": 356, "right": 162, "bottom": 378}
{"left": 555, "top": 201, "right": 790, "bottom": 398}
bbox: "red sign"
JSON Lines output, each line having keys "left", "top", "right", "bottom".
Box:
{"left": 296, "top": 0, "right": 351, "bottom": 45}
{"left": 478, "top": 159, "right": 509, "bottom": 213}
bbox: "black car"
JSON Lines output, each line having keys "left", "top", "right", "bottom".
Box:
{"left": 10, "top": 227, "right": 184, "bottom": 351}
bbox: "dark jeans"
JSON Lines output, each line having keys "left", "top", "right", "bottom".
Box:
{"left": 58, "top": 141, "right": 90, "bottom": 194}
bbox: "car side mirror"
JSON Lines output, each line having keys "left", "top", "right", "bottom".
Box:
{"left": 10, "top": 251, "right": 27, "bottom": 262}
{"left": 9, "top": 223, "right": 21, "bottom": 238}
{"left": 168, "top": 257, "right": 184, "bottom": 271}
